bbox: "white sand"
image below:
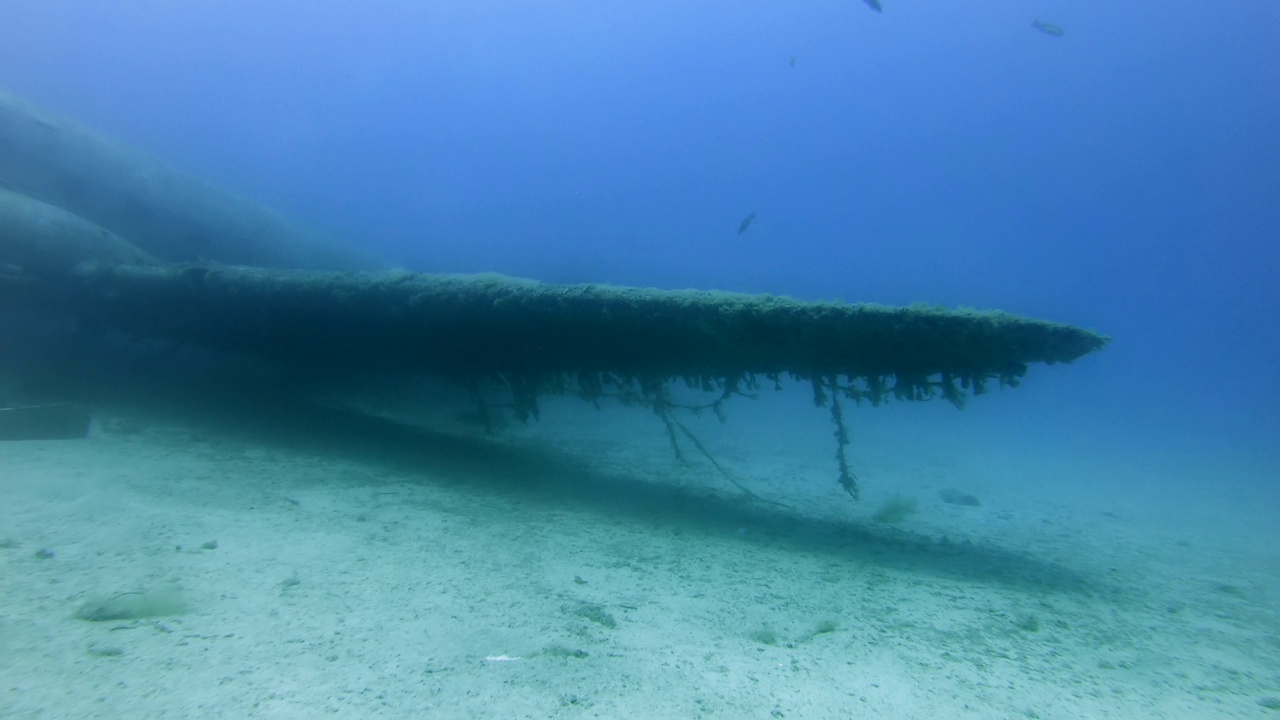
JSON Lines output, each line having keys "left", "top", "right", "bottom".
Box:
{"left": 2, "top": 388, "right": 1277, "bottom": 719}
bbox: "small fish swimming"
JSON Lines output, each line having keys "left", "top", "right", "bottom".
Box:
{"left": 737, "top": 212, "right": 757, "bottom": 235}
{"left": 1031, "top": 20, "right": 1064, "bottom": 37}
{"left": 863, "top": 0, "right": 882, "bottom": 12}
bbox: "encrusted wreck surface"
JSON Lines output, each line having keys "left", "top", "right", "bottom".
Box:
{"left": 17, "top": 262, "right": 1107, "bottom": 404}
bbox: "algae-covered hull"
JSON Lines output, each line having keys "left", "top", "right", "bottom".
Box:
{"left": 12, "top": 261, "right": 1107, "bottom": 400}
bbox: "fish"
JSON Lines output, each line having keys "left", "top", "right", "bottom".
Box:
{"left": 737, "top": 212, "right": 757, "bottom": 235}
{"left": 1032, "top": 20, "right": 1064, "bottom": 37}
{"left": 863, "top": 0, "right": 882, "bottom": 12}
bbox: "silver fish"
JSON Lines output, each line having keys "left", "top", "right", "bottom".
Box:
{"left": 1032, "top": 20, "right": 1064, "bottom": 37}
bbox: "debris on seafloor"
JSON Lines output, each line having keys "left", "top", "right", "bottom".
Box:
{"left": 940, "top": 488, "right": 981, "bottom": 507}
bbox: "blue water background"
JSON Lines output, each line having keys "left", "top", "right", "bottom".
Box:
{"left": 3, "top": 0, "right": 1277, "bottom": 467}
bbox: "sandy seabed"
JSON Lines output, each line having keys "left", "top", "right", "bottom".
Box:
{"left": 2, "top": 389, "right": 1277, "bottom": 720}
